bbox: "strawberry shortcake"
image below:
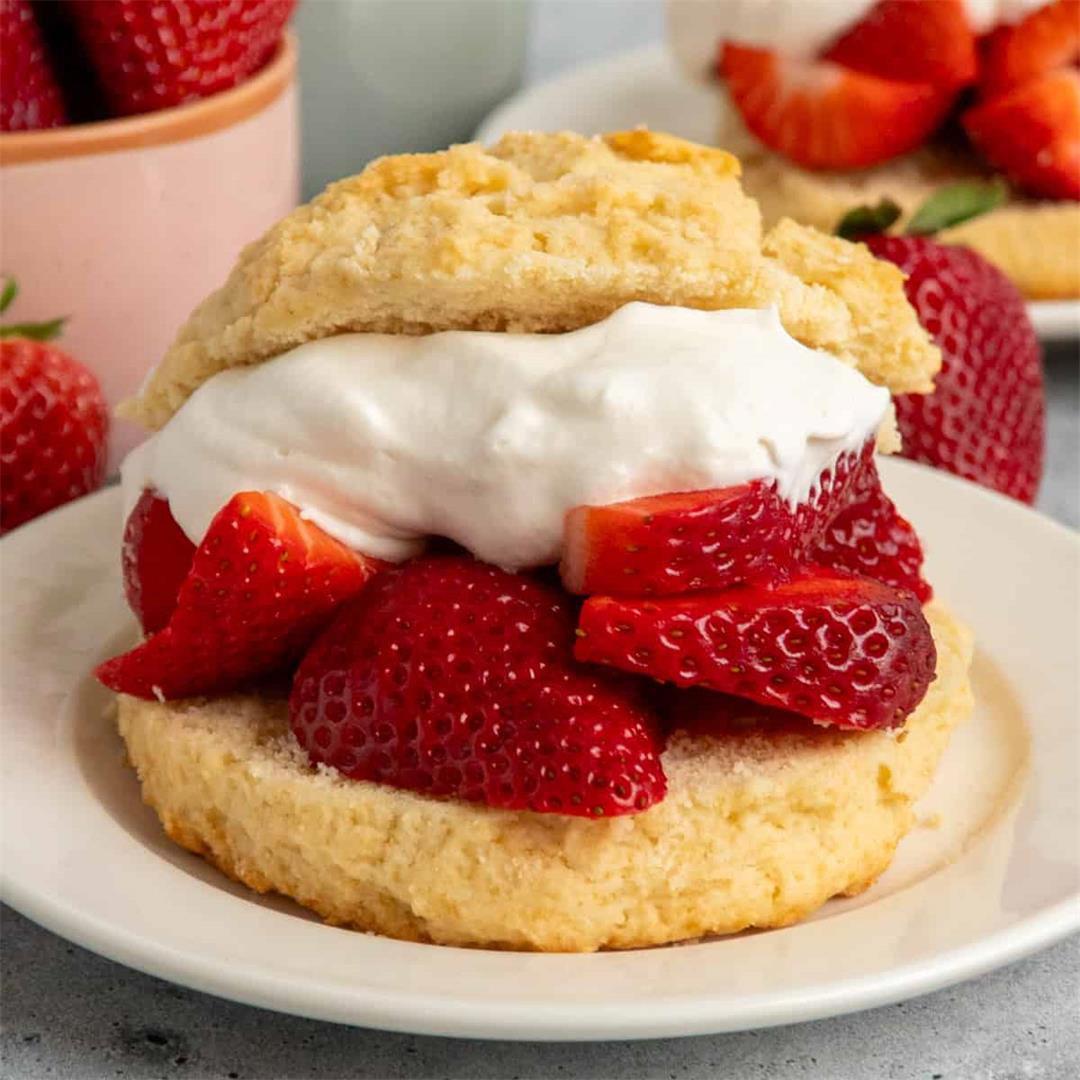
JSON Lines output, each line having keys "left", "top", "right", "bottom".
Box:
{"left": 99, "top": 131, "right": 974, "bottom": 952}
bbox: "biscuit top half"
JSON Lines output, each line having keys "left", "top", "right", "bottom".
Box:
{"left": 121, "top": 130, "right": 940, "bottom": 431}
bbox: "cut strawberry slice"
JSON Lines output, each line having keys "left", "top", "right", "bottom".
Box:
{"left": 720, "top": 43, "right": 954, "bottom": 170}
{"left": 291, "top": 556, "right": 666, "bottom": 818}
{"left": 823, "top": 0, "right": 977, "bottom": 90}
{"left": 97, "top": 491, "right": 383, "bottom": 700}
{"left": 561, "top": 442, "right": 872, "bottom": 597}
{"left": 122, "top": 490, "right": 196, "bottom": 634}
{"left": 809, "top": 458, "right": 931, "bottom": 601}
{"left": 980, "top": 0, "right": 1080, "bottom": 97}
{"left": 562, "top": 480, "right": 790, "bottom": 597}
{"left": 576, "top": 570, "right": 936, "bottom": 730}
{"left": 963, "top": 69, "right": 1080, "bottom": 201}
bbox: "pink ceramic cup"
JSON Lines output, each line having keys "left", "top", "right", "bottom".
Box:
{"left": 0, "top": 35, "right": 299, "bottom": 469}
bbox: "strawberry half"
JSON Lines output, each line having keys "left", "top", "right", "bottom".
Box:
{"left": 980, "top": 0, "right": 1080, "bottom": 97}
{"left": 808, "top": 457, "right": 931, "bottom": 602}
{"left": 720, "top": 43, "right": 953, "bottom": 170}
{"left": 121, "top": 490, "right": 196, "bottom": 635}
{"left": 290, "top": 556, "right": 667, "bottom": 818}
{"left": 865, "top": 235, "right": 1045, "bottom": 504}
{"left": 963, "top": 69, "right": 1080, "bottom": 201}
{"left": 561, "top": 442, "right": 873, "bottom": 597}
{"left": 823, "top": 0, "right": 977, "bottom": 90}
{"left": 576, "top": 570, "right": 936, "bottom": 731}
{"left": 97, "top": 491, "right": 382, "bottom": 700}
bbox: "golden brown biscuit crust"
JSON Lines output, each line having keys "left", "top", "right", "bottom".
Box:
{"left": 115, "top": 601, "right": 973, "bottom": 952}
{"left": 122, "top": 130, "right": 940, "bottom": 430}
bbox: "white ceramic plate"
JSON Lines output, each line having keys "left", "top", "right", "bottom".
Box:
{"left": 477, "top": 45, "right": 1080, "bottom": 342}
{"left": 2, "top": 461, "right": 1078, "bottom": 1041}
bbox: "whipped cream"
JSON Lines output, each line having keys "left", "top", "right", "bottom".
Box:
{"left": 669, "top": 0, "right": 1047, "bottom": 79}
{"left": 123, "top": 303, "right": 889, "bottom": 569}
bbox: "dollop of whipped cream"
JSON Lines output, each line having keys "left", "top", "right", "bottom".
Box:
{"left": 123, "top": 303, "right": 889, "bottom": 568}
{"left": 670, "top": 0, "right": 1046, "bottom": 78}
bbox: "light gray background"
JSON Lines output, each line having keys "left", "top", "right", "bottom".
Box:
{"left": 3, "top": 3, "right": 1078, "bottom": 1078}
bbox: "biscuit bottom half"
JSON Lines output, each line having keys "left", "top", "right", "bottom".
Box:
{"left": 115, "top": 601, "right": 974, "bottom": 952}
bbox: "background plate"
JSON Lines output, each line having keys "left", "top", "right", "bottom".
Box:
{"left": 476, "top": 45, "right": 1080, "bottom": 342}
{"left": 2, "top": 460, "right": 1078, "bottom": 1041}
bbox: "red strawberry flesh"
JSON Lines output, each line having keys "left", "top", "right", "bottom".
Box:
{"left": 561, "top": 441, "right": 874, "bottom": 597}
{"left": 808, "top": 457, "right": 931, "bottom": 602}
{"left": 659, "top": 687, "right": 827, "bottom": 741}
{"left": 290, "top": 556, "right": 667, "bottom": 818}
{"left": 980, "top": 0, "right": 1080, "bottom": 97}
{"left": 97, "top": 491, "right": 382, "bottom": 700}
{"left": 720, "top": 43, "right": 954, "bottom": 171}
{"left": 963, "top": 69, "right": 1080, "bottom": 201}
{"left": 122, "top": 490, "right": 197, "bottom": 634}
{"left": 575, "top": 570, "right": 936, "bottom": 731}
{"left": 823, "top": 0, "right": 977, "bottom": 90}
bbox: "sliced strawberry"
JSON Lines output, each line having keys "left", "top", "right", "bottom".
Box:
{"left": 720, "top": 43, "right": 953, "bottom": 170}
{"left": 823, "top": 0, "right": 977, "bottom": 90}
{"left": 980, "top": 0, "right": 1080, "bottom": 97}
{"left": 561, "top": 442, "right": 873, "bottom": 597}
{"left": 963, "top": 69, "right": 1080, "bottom": 200}
{"left": 575, "top": 570, "right": 936, "bottom": 731}
{"left": 290, "top": 556, "right": 666, "bottom": 818}
{"left": 808, "top": 458, "right": 931, "bottom": 602}
{"left": 97, "top": 492, "right": 382, "bottom": 700}
{"left": 562, "top": 480, "right": 790, "bottom": 597}
{"left": 121, "top": 490, "right": 196, "bottom": 634}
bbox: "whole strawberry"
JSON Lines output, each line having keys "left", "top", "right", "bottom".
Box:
{"left": 865, "top": 235, "right": 1045, "bottom": 504}
{"left": 0, "top": 281, "right": 108, "bottom": 534}
{"left": 0, "top": 0, "right": 67, "bottom": 131}
{"left": 65, "top": 0, "right": 295, "bottom": 117}
{"left": 291, "top": 556, "right": 667, "bottom": 818}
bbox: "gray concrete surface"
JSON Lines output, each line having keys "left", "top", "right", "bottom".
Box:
{"left": 2, "top": 3, "right": 1078, "bottom": 1077}
{"left": 1, "top": 904, "right": 1076, "bottom": 1079}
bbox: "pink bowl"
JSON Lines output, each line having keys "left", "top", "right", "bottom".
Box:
{"left": 0, "top": 36, "right": 299, "bottom": 469}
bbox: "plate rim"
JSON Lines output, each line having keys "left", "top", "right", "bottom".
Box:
{"left": 2, "top": 470, "right": 1079, "bottom": 1041}
{"left": 475, "top": 43, "right": 1080, "bottom": 342}
{"left": 4, "top": 865, "right": 1079, "bottom": 1041}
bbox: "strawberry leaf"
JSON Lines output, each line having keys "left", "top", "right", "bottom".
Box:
{"left": 836, "top": 199, "right": 902, "bottom": 241}
{"left": 0, "top": 317, "right": 66, "bottom": 342}
{"left": 905, "top": 179, "right": 1007, "bottom": 236}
